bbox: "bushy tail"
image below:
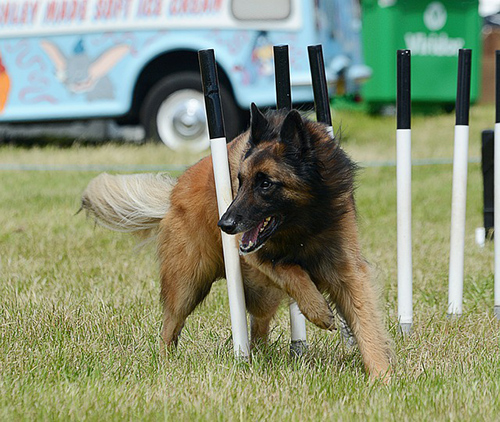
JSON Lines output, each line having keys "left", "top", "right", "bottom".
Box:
{"left": 81, "top": 173, "right": 176, "bottom": 237}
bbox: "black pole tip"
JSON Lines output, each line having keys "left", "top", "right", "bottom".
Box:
{"left": 198, "top": 49, "right": 225, "bottom": 139}
{"left": 455, "top": 48, "right": 472, "bottom": 126}
{"left": 397, "top": 49, "right": 411, "bottom": 130}
{"left": 273, "top": 45, "right": 292, "bottom": 111}
{"left": 308, "top": 44, "right": 332, "bottom": 126}
{"left": 496, "top": 50, "right": 500, "bottom": 123}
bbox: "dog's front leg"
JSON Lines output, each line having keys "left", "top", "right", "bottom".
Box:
{"left": 256, "top": 263, "right": 335, "bottom": 331}
{"left": 332, "top": 259, "right": 393, "bottom": 382}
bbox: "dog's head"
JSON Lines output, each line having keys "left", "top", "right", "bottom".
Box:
{"left": 218, "top": 103, "right": 322, "bottom": 254}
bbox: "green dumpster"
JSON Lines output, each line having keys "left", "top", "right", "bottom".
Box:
{"left": 361, "top": 0, "right": 481, "bottom": 111}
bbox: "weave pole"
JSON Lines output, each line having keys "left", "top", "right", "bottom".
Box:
{"left": 307, "top": 44, "right": 356, "bottom": 344}
{"left": 448, "top": 48, "right": 472, "bottom": 317}
{"left": 273, "top": 45, "right": 308, "bottom": 355}
{"left": 307, "top": 45, "right": 333, "bottom": 135}
{"left": 495, "top": 50, "right": 500, "bottom": 320}
{"left": 198, "top": 49, "right": 250, "bottom": 357}
{"left": 396, "top": 50, "right": 412, "bottom": 334}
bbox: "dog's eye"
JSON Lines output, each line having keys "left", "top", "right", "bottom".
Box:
{"left": 261, "top": 180, "right": 272, "bottom": 190}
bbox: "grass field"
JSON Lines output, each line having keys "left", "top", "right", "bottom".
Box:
{"left": 1, "top": 105, "right": 499, "bottom": 421}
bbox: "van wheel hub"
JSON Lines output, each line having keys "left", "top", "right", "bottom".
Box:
{"left": 156, "top": 89, "right": 208, "bottom": 152}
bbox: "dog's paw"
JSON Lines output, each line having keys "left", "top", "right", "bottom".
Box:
{"left": 307, "top": 305, "right": 336, "bottom": 331}
{"left": 323, "top": 312, "right": 337, "bottom": 331}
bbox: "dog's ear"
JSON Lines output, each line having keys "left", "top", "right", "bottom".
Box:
{"left": 279, "top": 110, "right": 310, "bottom": 154}
{"left": 250, "top": 103, "right": 268, "bottom": 145}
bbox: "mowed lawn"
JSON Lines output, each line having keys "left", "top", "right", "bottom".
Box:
{"left": 0, "top": 105, "right": 499, "bottom": 421}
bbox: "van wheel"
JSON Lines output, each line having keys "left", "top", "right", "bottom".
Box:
{"left": 140, "top": 72, "right": 242, "bottom": 152}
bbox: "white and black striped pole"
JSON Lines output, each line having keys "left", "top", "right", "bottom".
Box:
{"left": 448, "top": 49, "right": 472, "bottom": 317}
{"left": 396, "top": 50, "right": 413, "bottom": 334}
{"left": 308, "top": 44, "right": 357, "bottom": 344}
{"left": 494, "top": 50, "right": 500, "bottom": 320}
{"left": 198, "top": 49, "right": 250, "bottom": 358}
{"left": 273, "top": 45, "right": 308, "bottom": 355}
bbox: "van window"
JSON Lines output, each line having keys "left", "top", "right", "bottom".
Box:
{"left": 232, "top": 0, "right": 291, "bottom": 20}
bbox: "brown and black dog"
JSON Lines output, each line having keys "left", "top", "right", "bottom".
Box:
{"left": 82, "top": 104, "right": 393, "bottom": 380}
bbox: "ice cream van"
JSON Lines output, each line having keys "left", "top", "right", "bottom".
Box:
{"left": 0, "top": 0, "right": 369, "bottom": 151}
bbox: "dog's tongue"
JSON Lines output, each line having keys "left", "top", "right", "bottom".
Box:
{"left": 241, "top": 220, "right": 264, "bottom": 247}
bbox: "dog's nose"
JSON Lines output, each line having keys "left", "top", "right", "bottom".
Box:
{"left": 218, "top": 217, "right": 238, "bottom": 234}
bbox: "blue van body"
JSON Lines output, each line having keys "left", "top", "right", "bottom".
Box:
{"left": 0, "top": 0, "right": 368, "bottom": 150}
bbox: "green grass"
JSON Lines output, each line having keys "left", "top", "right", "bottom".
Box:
{"left": 1, "top": 105, "right": 499, "bottom": 421}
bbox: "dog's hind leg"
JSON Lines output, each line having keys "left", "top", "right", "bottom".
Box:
{"left": 159, "top": 263, "right": 219, "bottom": 350}
{"left": 332, "top": 260, "right": 393, "bottom": 382}
{"left": 158, "top": 224, "right": 223, "bottom": 351}
{"left": 248, "top": 313, "right": 275, "bottom": 349}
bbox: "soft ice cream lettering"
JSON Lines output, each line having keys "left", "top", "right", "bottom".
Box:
{"left": 94, "top": 0, "right": 132, "bottom": 20}
{"left": 137, "top": 0, "right": 161, "bottom": 17}
{"left": 169, "top": 0, "right": 222, "bottom": 15}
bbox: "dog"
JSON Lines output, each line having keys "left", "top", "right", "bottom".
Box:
{"left": 81, "top": 104, "right": 393, "bottom": 380}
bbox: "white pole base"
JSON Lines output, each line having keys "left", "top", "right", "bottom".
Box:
{"left": 289, "top": 301, "right": 307, "bottom": 356}
{"left": 448, "top": 124, "right": 469, "bottom": 317}
{"left": 399, "top": 322, "right": 412, "bottom": 335}
{"left": 397, "top": 128, "right": 413, "bottom": 330}
{"left": 495, "top": 123, "right": 500, "bottom": 321}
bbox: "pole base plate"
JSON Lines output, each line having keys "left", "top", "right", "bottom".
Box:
{"left": 290, "top": 340, "right": 308, "bottom": 357}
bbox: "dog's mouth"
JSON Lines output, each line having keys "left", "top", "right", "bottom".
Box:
{"left": 239, "top": 216, "right": 280, "bottom": 254}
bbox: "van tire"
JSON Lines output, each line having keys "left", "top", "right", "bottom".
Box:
{"left": 140, "top": 72, "right": 242, "bottom": 152}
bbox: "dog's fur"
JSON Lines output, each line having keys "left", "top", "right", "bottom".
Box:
{"left": 82, "top": 105, "right": 393, "bottom": 380}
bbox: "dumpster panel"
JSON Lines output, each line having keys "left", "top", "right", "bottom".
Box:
{"left": 361, "top": 0, "right": 481, "bottom": 107}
